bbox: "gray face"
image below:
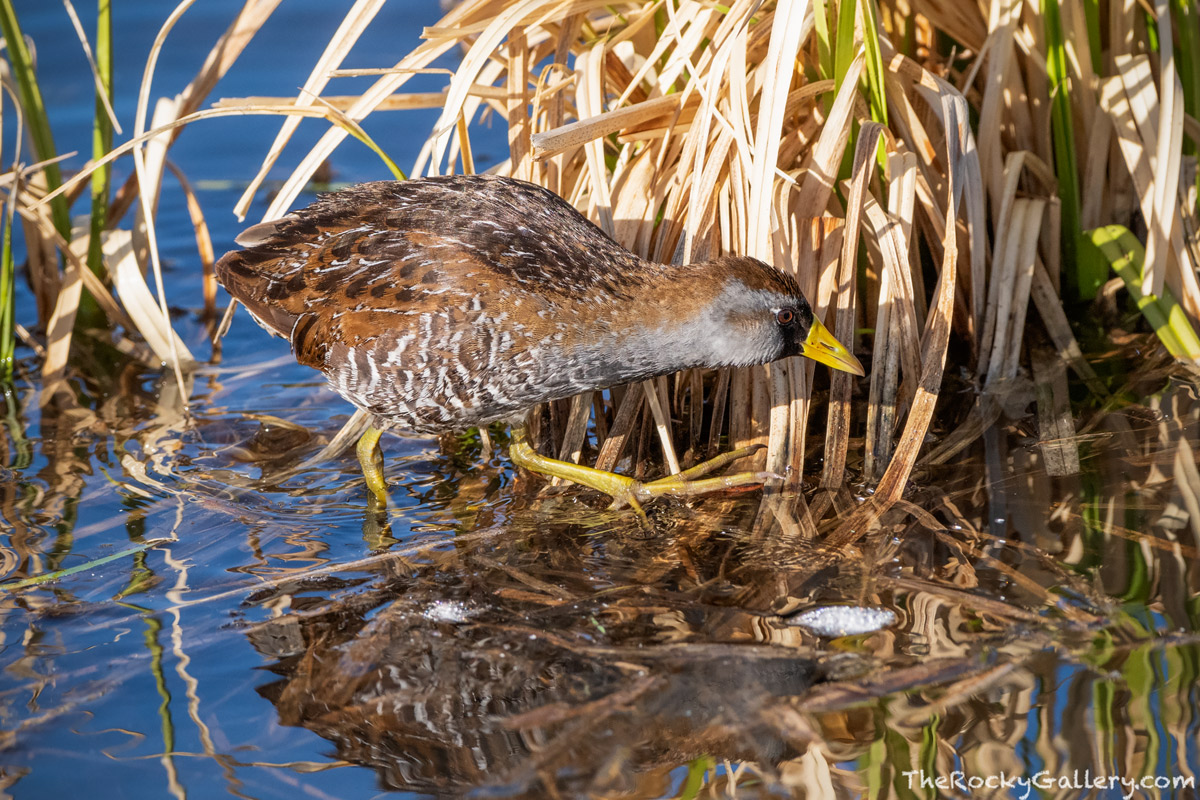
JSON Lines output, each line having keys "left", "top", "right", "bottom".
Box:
{"left": 657, "top": 280, "right": 816, "bottom": 369}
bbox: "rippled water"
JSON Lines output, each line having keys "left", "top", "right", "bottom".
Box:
{"left": 2, "top": 3, "right": 1199, "bottom": 798}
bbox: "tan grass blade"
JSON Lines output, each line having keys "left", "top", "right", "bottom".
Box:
{"left": 40, "top": 105, "right": 346, "bottom": 209}
{"left": 1142, "top": 0, "right": 1185, "bottom": 299}
{"left": 1103, "top": 69, "right": 1200, "bottom": 325}
{"left": 740, "top": 0, "right": 815, "bottom": 491}
{"left": 1080, "top": 95, "right": 1113, "bottom": 231}
{"left": 216, "top": 92, "right": 451, "bottom": 112}
{"left": 594, "top": 383, "right": 642, "bottom": 473}
{"left": 785, "top": 216, "right": 844, "bottom": 487}
{"left": 234, "top": 0, "right": 386, "bottom": 217}
{"left": 1173, "top": 436, "right": 1200, "bottom": 549}
{"left": 260, "top": 12, "right": 472, "bottom": 219}
{"left": 135, "top": 0, "right": 276, "bottom": 377}
{"left": 657, "top": 1, "right": 719, "bottom": 98}
{"left": 642, "top": 378, "right": 681, "bottom": 475}
{"left": 163, "top": 161, "right": 217, "bottom": 319}
{"left": 794, "top": 51, "right": 865, "bottom": 218}
{"left": 428, "top": 0, "right": 561, "bottom": 176}
{"left": 554, "top": 392, "right": 592, "bottom": 470}
{"left": 862, "top": 191, "right": 920, "bottom": 479}
{"left": 821, "top": 122, "right": 884, "bottom": 489}
{"left": 574, "top": 43, "right": 614, "bottom": 233}
{"left": 61, "top": 0, "right": 121, "bottom": 134}
{"left": 1029, "top": 260, "right": 1108, "bottom": 396}
{"left": 978, "top": 150, "right": 1028, "bottom": 374}
{"left": 40, "top": 238, "right": 85, "bottom": 399}
{"left": 104, "top": 229, "right": 196, "bottom": 368}
{"left": 17, "top": 212, "right": 144, "bottom": 357}
{"left": 176, "top": 0, "right": 284, "bottom": 120}
{"left": 826, "top": 81, "right": 977, "bottom": 548}
{"left": 131, "top": 97, "right": 191, "bottom": 385}
{"left": 983, "top": 198, "right": 1045, "bottom": 391}
{"left": 975, "top": 0, "right": 1019, "bottom": 217}
{"left": 744, "top": 0, "right": 812, "bottom": 260}
{"left": 610, "top": 144, "right": 661, "bottom": 257}
{"left": 531, "top": 95, "right": 680, "bottom": 161}
{"left": 506, "top": 26, "right": 533, "bottom": 182}
{"left": 106, "top": 0, "right": 282, "bottom": 222}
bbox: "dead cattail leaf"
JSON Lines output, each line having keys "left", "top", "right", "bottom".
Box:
{"left": 163, "top": 160, "right": 216, "bottom": 320}
{"left": 234, "top": 0, "right": 387, "bottom": 218}
{"left": 103, "top": 229, "right": 196, "bottom": 369}
{"left": 531, "top": 95, "right": 680, "bottom": 161}
{"left": 821, "top": 122, "right": 884, "bottom": 490}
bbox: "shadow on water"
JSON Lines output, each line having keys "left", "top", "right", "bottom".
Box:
{"left": 2, "top": 335, "right": 1200, "bottom": 797}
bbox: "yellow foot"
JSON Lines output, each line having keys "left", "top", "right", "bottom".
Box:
{"left": 355, "top": 426, "right": 390, "bottom": 507}
{"left": 508, "top": 426, "right": 779, "bottom": 517}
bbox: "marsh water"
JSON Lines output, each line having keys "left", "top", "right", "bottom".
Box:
{"left": 3, "top": 2, "right": 1200, "bottom": 798}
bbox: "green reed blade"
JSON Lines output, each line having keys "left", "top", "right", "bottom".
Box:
{"left": 0, "top": 538, "right": 172, "bottom": 592}
{"left": 1087, "top": 225, "right": 1200, "bottom": 362}
{"left": 0, "top": 0, "right": 72, "bottom": 243}
{"left": 1082, "top": 0, "right": 1102, "bottom": 74}
{"left": 1043, "top": 0, "right": 1096, "bottom": 299}
{"left": 678, "top": 756, "right": 714, "bottom": 799}
{"left": 1175, "top": 0, "right": 1200, "bottom": 209}
{"left": 813, "top": 0, "right": 833, "bottom": 81}
{"left": 860, "top": 0, "right": 887, "bottom": 127}
{"left": 860, "top": 0, "right": 889, "bottom": 175}
{"left": 87, "top": 0, "right": 114, "bottom": 278}
{"left": 0, "top": 195, "right": 13, "bottom": 380}
{"left": 834, "top": 0, "right": 858, "bottom": 90}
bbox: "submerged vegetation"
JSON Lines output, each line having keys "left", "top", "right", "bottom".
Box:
{"left": 1, "top": 0, "right": 1199, "bottom": 796}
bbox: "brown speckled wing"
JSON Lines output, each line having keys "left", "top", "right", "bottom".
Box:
{"left": 213, "top": 175, "right": 691, "bottom": 430}
{"left": 216, "top": 176, "right": 646, "bottom": 326}
{"left": 215, "top": 176, "right": 653, "bottom": 350}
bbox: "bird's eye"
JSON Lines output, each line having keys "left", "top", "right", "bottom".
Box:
{"left": 775, "top": 308, "right": 795, "bottom": 326}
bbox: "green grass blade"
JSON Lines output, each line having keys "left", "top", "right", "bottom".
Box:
{"left": 859, "top": 0, "right": 888, "bottom": 174}
{"left": 834, "top": 0, "right": 858, "bottom": 90}
{"left": 0, "top": 193, "right": 13, "bottom": 380}
{"left": 0, "top": 0, "right": 72, "bottom": 243}
{"left": 1087, "top": 225, "right": 1200, "bottom": 361}
{"left": 1174, "top": 0, "right": 1200, "bottom": 209}
{"left": 344, "top": 123, "right": 405, "bottom": 181}
{"left": 1083, "top": 0, "right": 1102, "bottom": 74}
{"left": 812, "top": 0, "right": 833, "bottom": 81}
{"left": 1043, "top": 0, "right": 1095, "bottom": 299}
{"left": 0, "top": 538, "right": 172, "bottom": 592}
{"left": 860, "top": 0, "right": 888, "bottom": 127}
{"left": 314, "top": 97, "right": 406, "bottom": 180}
{"left": 86, "top": 0, "right": 114, "bottom": 278}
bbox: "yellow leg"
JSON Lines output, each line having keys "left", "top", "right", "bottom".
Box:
{"left": 508, "top": 426, "right": 777, "bottom": 512}
{"left": 356, "top": 426, "right": 389, "bottom": 506}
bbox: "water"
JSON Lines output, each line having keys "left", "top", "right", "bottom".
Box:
{"left": 2, "top": 2, "right": 1200, "bottom": 798}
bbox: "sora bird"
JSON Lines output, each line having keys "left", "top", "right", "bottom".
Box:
{"left": 215, "top": 174, "right": 864, "bottom": 511}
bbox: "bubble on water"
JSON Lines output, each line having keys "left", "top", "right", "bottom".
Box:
{"left": 787, "top": 605, "right": 897, "bottom": 637}
{"left": 421, "top": 599, "right": 476, "bottom": 623}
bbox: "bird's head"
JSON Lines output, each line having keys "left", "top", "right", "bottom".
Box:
{"left": 677, "top": 257, "right": 865, "bottom": 376}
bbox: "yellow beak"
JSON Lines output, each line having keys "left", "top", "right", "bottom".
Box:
{"left": 800, "top": 317, "right": 865, "bottom": 376}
